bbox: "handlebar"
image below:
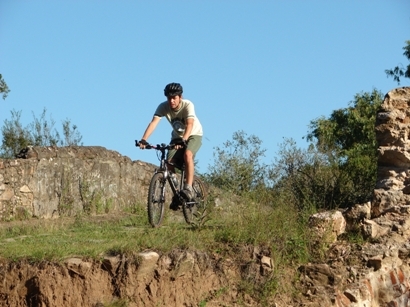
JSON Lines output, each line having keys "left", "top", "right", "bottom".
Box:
{"left": 135, "top": 140, "right": 185, "bottom": 150}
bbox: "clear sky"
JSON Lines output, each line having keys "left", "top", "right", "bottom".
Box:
{"left": 1, "top": 1, "right": 409, "bottom": 173}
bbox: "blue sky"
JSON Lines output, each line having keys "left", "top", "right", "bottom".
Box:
{"left": 1, "top": 1, "right": 409, "bottom": 173}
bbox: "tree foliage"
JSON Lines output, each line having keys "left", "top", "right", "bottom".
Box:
{"left": 305, "top": 89, "right": 383, "bottom": 206}
{"left": 307, "top": 90, "right": 382, "bottom": 154}
{"left": 0, "top": 74, "right": 10, "bottom": 100}
{"left": 206, "top": 90, "right": 382, "bottom": 210}
{"left": 269, "top": 138, "right": 344, "bottom": 211}
{"left": 1, "top": 108, "right": 83, "bottom": 158}
{"left": 1, "top": 110, "right": 31, "bottom": 158}
{"left": 385, "top": 40, "right": 410, "bottom": 85}
{"left": 267, "top": 90, "right": 383, "bottom": 211}
{"left": 205, "top": 130, "right": 269, "bottom": 197}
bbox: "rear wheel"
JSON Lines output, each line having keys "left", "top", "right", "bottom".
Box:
{"left": 147, "top": 172, "right": 166, "bottom": 227}
{"left": 182, "top": 176, "right": 207, "bottom": 224}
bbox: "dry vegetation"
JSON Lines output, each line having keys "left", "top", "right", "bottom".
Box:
{"left": 0, "top": 187, "right": 320, "bottom": 306}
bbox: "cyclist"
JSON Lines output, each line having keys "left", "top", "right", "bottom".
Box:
{"left": 138, "top": 82, "right": 203, "bottom": 202}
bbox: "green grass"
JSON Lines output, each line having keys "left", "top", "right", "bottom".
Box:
{"left": 0, "top": 194, "right": 317, "bottom": 305}
{"left": 0, "top": 195, "right": 314, "bottom": 261}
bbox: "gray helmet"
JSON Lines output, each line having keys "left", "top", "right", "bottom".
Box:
{"left": 164, "top": 83, "right": 183, "bottom": 97}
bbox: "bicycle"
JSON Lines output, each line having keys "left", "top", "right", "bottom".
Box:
{"left": 135, "top": 140, "right": 207, "bottom": 227}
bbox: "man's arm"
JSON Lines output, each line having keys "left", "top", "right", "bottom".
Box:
{"left": 182, "top": 118, "right": 194, "bottom": 141}
{"left": 139, "top": 116, "right": 161, "bottom": 148}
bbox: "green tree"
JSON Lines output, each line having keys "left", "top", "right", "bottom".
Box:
{"left": 0, "top": 74, "right": 10, "bottom": 100}
{"left": 269, "top": 138, "right": 343, "bottom": 211}
{"left": 0, "top": 110, "right": 31, "bottom": 158}
{"left": 1, "top": 108, "right": 83, "bottom": 158}
{"left": 306, "top": 89, "right": 383, "bottom": 206}
{"left": 385, "top": 40, "right": 410, "bottom": 85}
{"left": 205, "top": 130, "right": 269, "bottom": 197}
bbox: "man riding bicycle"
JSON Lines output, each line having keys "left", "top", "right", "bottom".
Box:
{"left": 138, "top": 82, "right": 203, "bottom": 201}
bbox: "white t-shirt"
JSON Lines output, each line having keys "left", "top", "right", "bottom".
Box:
{"left": 154, "top": 99, "right": 203, "bottom": 139}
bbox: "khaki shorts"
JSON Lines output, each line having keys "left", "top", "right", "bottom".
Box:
{"left": 167, "top": 135, "right": 202, "bottom": 167}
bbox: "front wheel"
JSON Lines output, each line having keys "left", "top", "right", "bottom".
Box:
{"left": 147, "top": 172, "right": 167, "bottom": 227}
{"left": 182, "top": 176, "right": 207, "bottom": 225}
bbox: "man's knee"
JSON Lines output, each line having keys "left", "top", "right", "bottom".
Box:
{"left": 184, "top": 150, "right": 194, "bottom": 162}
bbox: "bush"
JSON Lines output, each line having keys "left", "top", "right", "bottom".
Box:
{"left": 1, "top": 108, "right": 83, "bottom": 158}
{"left": 204, "top": 130, "right": 271, "bottom": 201}
{"left": 269, "top": 138, "right": 345, "bottom": 211}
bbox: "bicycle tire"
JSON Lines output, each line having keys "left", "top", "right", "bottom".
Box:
{"left": 182, "top": 176, "right": 207, "bottom": 224}
{"left": 147, "top": 172, "right": 166, "bottom": 227}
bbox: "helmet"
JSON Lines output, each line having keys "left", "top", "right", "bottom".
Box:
{"left": 164, "top": 83, "right": 183, "bottom": 97}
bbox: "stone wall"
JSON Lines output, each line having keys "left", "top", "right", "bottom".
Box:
{"left": 0, "top": 146, "right": 156, "bottom": 220}
{"left": 373, "top": 86, "right": 410, "bottom": 217}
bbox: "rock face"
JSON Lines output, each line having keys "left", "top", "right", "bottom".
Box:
{"left": 296, "top": 87, "right": 410, "bottom": 307}
{"left": 0, "top": 146, "right": 156, "bottom": 220}
{"left": 0, "top": 251, "right": 232, "bottom": 307}
{"left": 373, "top": 87, "right": 410, "bottom": 217}
{"left": 0, "top": 247, "right": 275, "bottom": 307}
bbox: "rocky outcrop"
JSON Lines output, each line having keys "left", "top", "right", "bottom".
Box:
{"left": 309, "top": 210, "right": 347, "bottom": 243}
{"left": 373, "top": 87, "right": 410, "bottom": 217}
{"left": 297, "top": 87, "right": 410, "bottom": 307}
{"left": 344, "top": 86, "right": 410, "bottom": 307}
{"left": 0, "top": 146, "right": 156, "bottom": 220}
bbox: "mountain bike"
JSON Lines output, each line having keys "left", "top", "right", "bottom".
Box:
{"left": 135, "top": 140, "right": 207, "bottom": 228}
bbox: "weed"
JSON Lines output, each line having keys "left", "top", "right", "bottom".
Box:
{"left": 79, "top": 176, "right": 114, "bottom": 215}
{"left": 199, "top": 286, "right": 228, "bottom": 306}
{"left": 340, "top": 222, "right": 366, "bottom": 245}
{"left": 189, "top": 190, "right": 216, "bottom": 230}
{"left": 57, "top": 167, "right": 76, "bottom": 216}
{"left": 103, "top": 298, "right": 128, "bottom": 307}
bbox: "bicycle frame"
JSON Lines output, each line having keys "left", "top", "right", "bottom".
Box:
{"left": 136, "top": 140, "right": 207, "bottom": 227}
{"left": 155, "top": 146, "right": 186, "bottom": 196}
{"left": 135, "top": 141, "right": 186, "bottom": 198}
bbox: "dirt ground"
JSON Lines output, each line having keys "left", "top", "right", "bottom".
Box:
{"left": 0, "top": 216, "right": 290, "bottom": 307}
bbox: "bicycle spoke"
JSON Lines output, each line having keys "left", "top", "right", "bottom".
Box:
{"left": 147, "top": 172, "right": 166, "bottom": 227}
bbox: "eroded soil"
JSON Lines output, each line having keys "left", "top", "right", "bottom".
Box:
{"left": 0, "top": 216, "right": 289, "bottom": 307}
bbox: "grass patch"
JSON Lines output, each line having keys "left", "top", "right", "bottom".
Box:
{"left": 0, "top": 195, "right": 317, "bottom": 304}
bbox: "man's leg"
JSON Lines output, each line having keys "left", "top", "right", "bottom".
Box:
{"left": 167, "top": 142, "right": 184, "bottom": 210}
{"left": 181, "top": 135, "right": 202, "bottom": 200}
{"left": 184, "top": 149, "right": 195, "bottom": 187}
{"left": 167, "top": 141, "right": 183, "bottom": 172}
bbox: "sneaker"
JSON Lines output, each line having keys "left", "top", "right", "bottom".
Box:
{"left": 169, "top": 196, "right": 182, "bottom": 211}
{"left": 181, "top": 185, "right": 194, "bottom": 201}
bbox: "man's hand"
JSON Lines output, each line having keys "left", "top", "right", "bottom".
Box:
{"left": 138, "top": 139, "right": 148, "bottom": 149}
{"left": 174, "top": 138, "right": 187, "bottom": 150}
